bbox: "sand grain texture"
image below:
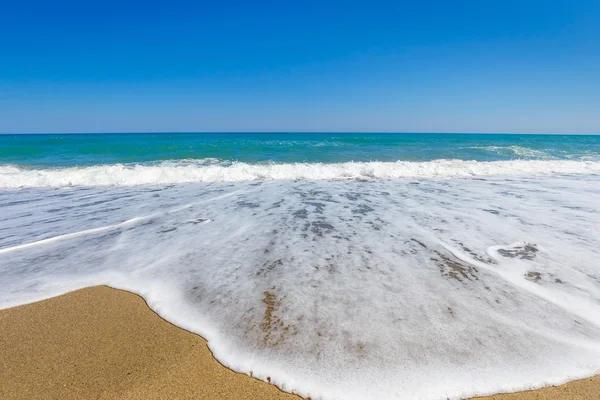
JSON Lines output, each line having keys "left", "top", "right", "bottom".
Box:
{"left": 0, "top": 286, "right": 299, "bottom": 400}
{"left": 0, "top": 286, "right": 598, "bottom": 400}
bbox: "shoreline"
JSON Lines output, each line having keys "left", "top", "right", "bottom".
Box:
{"left": 1, "top": 286, "right": 598, "bottom": 400}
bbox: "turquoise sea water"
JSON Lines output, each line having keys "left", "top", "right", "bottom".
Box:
{"left": 2, "top": 133, "right": 600, "bottom": 400}
{"left": 1, "top": 133, "right": 600, "bottom": 167}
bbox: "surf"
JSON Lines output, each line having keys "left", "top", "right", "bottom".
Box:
{"left": 2, "top": 159, "right": 600, "bottom": 187}
{"left": 1, "top": 175, "right": 600, "bottom": 399}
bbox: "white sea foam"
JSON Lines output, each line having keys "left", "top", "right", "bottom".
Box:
{"left": 1, "top": 175, "right": 600, "bottom": 400}
{"left": 1, "top": 159, "right": 600, "bottom": 187}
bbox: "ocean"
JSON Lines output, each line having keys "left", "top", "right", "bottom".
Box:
{"left": 1, "top": 132, "right": 600, "bottom": 400}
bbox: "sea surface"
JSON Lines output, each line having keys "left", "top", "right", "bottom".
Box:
{"left": 1, "top": 133, "right": 600, "bottom": 400}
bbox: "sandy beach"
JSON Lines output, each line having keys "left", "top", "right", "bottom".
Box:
{"left": 0, "top": 286, "right": 597, "bottom": 400}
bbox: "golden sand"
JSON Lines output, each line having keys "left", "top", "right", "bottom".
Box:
{"left": 0, "top": 286, "right": 598, "bottom": 400}
{"left": 0, "top": 286, "right": 299, "bottom": 400}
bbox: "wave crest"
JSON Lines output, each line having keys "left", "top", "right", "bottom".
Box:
{"left": 471, "top": 145, "right": 553, "bottom": 159}
{"left": 1, "top": 159, "right": 600, "bottom": 187}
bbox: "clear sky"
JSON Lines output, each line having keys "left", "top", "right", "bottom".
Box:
{"left": 1, "top": 1, "right": 598, "bottom": 133}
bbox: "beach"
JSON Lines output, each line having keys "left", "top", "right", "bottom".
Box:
{"left": 1, "top": 285, "right": 597, "bottom": 400}
{"left": 0, "top": 286, "right": 299, "bottom": 400}
{"left": 3, "top": 0, "right": 600, "bottom": 395}
{"left": 2, "top": 134, "right": 600, "bottom": 399}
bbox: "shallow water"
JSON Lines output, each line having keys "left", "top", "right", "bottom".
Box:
{"left": 1, "top": 173, "right": 600, "bottom": 400}
{"left": 2, "top": 133, "right": 600, "bottom": 399}
{"left": 1, "top": 132, "right": 600, "bottom": 168}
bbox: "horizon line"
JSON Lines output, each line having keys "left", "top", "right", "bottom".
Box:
{"left": 1, "top": 131, "right": 599, "bottom": 136}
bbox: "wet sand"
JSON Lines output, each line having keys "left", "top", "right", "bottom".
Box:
{"left": 0, "top": 286, "right": 598, "bottom": 400}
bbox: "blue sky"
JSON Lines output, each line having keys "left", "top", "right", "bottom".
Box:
{"left": 0, "top": 1, "right": 598, "bottom": 133}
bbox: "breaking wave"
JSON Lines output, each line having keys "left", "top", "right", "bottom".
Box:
{"left": 2, "top": 159, "right": 600, "bottom": 187}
